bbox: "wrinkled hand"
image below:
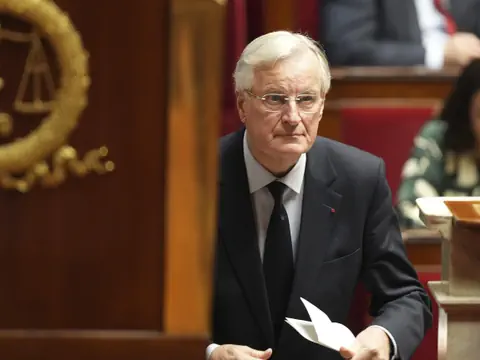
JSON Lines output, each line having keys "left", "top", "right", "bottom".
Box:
{"left": 210, "top": 344, "right": 272, "bottom": 360}
{"left": 444, "top": 32, "right": 480, "bottom": 67}
{"left": 339, "top": 326, "right": 390, "bottom": 360}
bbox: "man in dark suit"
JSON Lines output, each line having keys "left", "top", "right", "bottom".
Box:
{"left": 321, "top": 0, "right": 480, "bottom": 67}
{"left": 209, "top": 31, "right": 432, "bottom": 360}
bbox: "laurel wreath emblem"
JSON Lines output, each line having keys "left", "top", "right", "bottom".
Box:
{"left": 0, "top": 0, "right": 114, "bottom": 192}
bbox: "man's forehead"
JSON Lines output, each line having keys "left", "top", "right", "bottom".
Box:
{"left": 258, "top": 51, "right": 317, "bottom": 71}
{"left": 253, "top": 52, "right": 320, "bottom": 81}
{"left": 253, "top": 64, "right": 320, "bottom": 90}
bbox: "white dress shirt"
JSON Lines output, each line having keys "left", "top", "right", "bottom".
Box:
{"left": 414, "top": 0, "right": 450, "bottom": 69}
{"left": 207, "top": 132, "right": 398, "bottom": 359}
{"left": 243, "top": 132, "right": 306, "bottom": 261}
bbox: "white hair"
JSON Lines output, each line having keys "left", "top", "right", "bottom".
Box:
{"left": 233, "top": 31, "right": 331, "bottom": 94}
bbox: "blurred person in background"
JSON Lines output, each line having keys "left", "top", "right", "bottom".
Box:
{"left": 396, "top": 59, "right": 480, "bottom": 228}
{"left": 321, "top": 0, "right": 480, "bottom": 68}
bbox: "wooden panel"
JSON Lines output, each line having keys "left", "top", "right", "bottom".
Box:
{"left": 329, "top": 66, "right": 458, "bottom": 100}
{"left": 0, "top": 0, "right": 225, "bottom": 358}
{"left": 445, "top": 200, "right": 480, "bottom": 225}
{"left": 403, "top": 229, "right": 443, "bottom": 267}
{"left": 0, "top": 0, "right": 169, "bottom": 331}
{"left": 165, "top": 0, "right": 224, "bottom": 333}
{"left": 406, "top": 243, "right": 442, "bottom": 267}
{"left": 0, "top": 332, "right": 207, "bottom": 360}
{"left": 264, "top": 0, "right": 295, "bottom": 32}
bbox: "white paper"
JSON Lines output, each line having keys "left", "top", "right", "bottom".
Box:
{"left": 285, "top": 297, "right": 356, "bottom": 352}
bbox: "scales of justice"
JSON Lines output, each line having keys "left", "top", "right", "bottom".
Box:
{"left": 417, "top": 196, "right": 480, "bottom": 359}
{"left": 0, "top": 22, "right": 114, "bottom": 192}
{"left": 0, "top": 26, "right": 56, "bottom": 115}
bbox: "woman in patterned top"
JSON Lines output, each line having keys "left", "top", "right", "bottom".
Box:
{"left": 396, "top": 59, "right": 480, "bottom": 228}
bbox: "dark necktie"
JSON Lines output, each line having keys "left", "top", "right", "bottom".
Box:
{"left": 263, "top": 181, "right": 294, "bottom": 343}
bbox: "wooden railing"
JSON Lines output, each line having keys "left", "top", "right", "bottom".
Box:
{"left": 403, "top": 229, "right": 442, "bottom": 269}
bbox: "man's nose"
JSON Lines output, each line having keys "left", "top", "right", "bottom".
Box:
{"left": 282, "top": 100, "right": 302, "bottom": 124}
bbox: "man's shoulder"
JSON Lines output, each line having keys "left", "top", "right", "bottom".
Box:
{"left": 218, "top": 130, "right": 245, "bottom": 183}
{"left": 311, "top": 137, "right": 384, "bottom": 196}
{"left": 220, "top": 131, "right": 240, "bottom": 150}
{"left": 219, "top": 129, "right": 244, "bottom": 156}
{"left": 312, "top": 136, "right": 383, "bottom": 175}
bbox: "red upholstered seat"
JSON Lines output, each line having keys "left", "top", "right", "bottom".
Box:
{"left": 340, "top": 105, "right": 436, "bottom": 198}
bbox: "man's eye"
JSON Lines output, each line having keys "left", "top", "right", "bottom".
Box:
{"left": 298, "top": 95, "right": 315, "bottom": 103}
{"left": 265, "top": 95, "right": 285, "bottom": 104}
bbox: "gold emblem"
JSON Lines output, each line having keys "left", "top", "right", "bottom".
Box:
{"left": 0, "top": 0, "right": 114, "bottom": 192}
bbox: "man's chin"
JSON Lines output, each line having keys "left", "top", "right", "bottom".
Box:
{"left": 274, "top": 142, "right": 308, "bottom": 155}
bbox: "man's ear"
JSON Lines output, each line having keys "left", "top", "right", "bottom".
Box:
{"left": 236, "top": 91, "right": 247, "bottom": 123}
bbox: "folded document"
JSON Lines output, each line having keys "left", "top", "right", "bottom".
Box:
{"left": 285, "top": 297, "right": 356, "bottom": 352}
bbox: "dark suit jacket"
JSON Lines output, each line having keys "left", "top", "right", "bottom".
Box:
{"left": 212, "top": 129, "right": 432, "bottom": 360}
{"left": 321, "top": 0, "right": 480, "bottom": 66}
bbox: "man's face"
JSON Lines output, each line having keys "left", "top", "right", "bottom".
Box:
{"left": 471, "top": 90, "right": 480, "bottom": 147}
{"left": 237, "top": 51, "right": 325, "bottom": 160}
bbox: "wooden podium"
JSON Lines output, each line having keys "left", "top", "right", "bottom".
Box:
{"left": 417, "top": 197, "right": 480, "bottom": 360}
{"left": 0, "top": 0, "right": 225, "bottom": 359}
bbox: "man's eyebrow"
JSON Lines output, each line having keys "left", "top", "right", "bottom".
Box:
{"left": 262, "top": 87, "right": 286, "bottom": 93}
{"left": 261, "top": 85, "right": 320, "bottom": 94}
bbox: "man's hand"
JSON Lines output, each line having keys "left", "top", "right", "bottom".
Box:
{"left": 210, "top": 344, "right": 272, "bottom": 360}
{"left": 339, "top": 326, "right": 390, "bottom": 360}
{"left": 444, "top": 32, "right": 480, "bottom": 67}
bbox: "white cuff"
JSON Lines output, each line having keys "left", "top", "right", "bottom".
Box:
{"left": 369, "top": 325, "right": 398, "bottom": 359}
{"left": 423, "top": 34, "right": 449, "bottom": 69}
{"left": 206, "top": 343, "right": 220, "bottom": 360}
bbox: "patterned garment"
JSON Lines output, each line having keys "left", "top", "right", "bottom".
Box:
{"left": 396, "top": 119, "right": 480, "bottom": 228}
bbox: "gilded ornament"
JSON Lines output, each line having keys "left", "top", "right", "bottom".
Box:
{"left": 0, "top": 0, "right": 114, "bottom": 192}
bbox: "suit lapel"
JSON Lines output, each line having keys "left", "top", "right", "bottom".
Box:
{"left": 288, "top": 140, "right": 342, "bottom": 315}
{"left": 219, "top": 130, "right": 274, "bottom": 346}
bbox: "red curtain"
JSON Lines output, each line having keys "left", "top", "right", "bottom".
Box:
{"left": 222, "top": 0, "right": 246, "bottom": 135}
{"left": 245, "top": 0, "right": 265, "bottom": 41}
{"left": 222, "top": 0, "right": 265, "bottom": 136}
{"left": 295, "top": 0, "right": 320, "bottom": 39}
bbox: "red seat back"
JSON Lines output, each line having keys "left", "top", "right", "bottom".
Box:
{"left": 340, "top": 105, "right": 436, "bottom": 198}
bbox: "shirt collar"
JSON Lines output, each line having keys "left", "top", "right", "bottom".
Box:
{"left": 243, "top": 131, "right": 306, "bottom": 194}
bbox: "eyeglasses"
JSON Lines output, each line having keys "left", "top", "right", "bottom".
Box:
{"left": 245, "top": 90, "right": 323, "bottom": 114}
